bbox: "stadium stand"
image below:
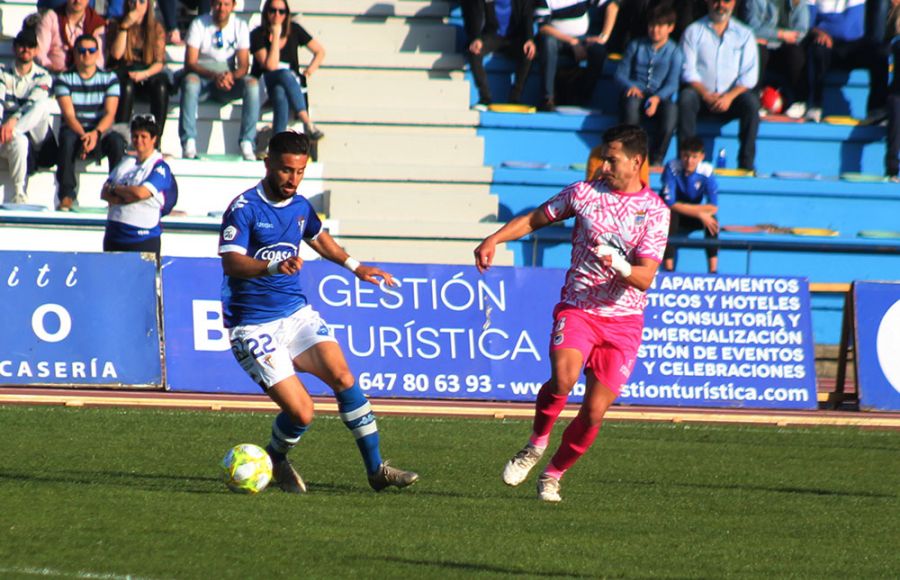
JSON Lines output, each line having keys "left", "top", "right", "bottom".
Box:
{"left": 0, "top": 0, "right": 897, "bottom": 344}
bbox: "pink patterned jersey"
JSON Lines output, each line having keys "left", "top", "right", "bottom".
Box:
{"left": 543, "top": 180, "right": 670, "bottom": 316}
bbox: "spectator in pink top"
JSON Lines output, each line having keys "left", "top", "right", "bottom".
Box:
{"left": 474, "top": 124, "right": 670, "bottom": 502}
{"left": 36, "top": 0, "right": 107, "bottom": 74}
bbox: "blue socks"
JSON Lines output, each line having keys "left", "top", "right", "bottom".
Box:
{"left": 336, "top": 385, "right": 382, "bottom": 475}
{"left": 266, "top": 411, "right": 309, "bottom": 463}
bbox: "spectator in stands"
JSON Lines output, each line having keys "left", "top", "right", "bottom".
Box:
{"left": 54, "top": 34, "right": 126, "bottom": 211}
{"left": 156, "top": 0, "right": 184, "bottom": 45}
{"left": 251, "top": 0, "right": 325, "bottom": 141}
{"left": 885, "top": 0, "right": 899, "bottom": 180}
{"left": 36, "top": 0, "right": 107, "bottom": 74}
{"left": 535, "top": 0, "right": 620, "bottom": 111}
{"left": 0, "top": 29, "right": 55, "bottom": 205}
{"left": 461, "top": 0, "right": 536, "bottom": 108}
{"left": 614, "top": 4, "right": 682, "bottom": 166}
{"left": 740, "top": 0, "right": 809, "bottom": 118}
{"left": 101, "top": 114, "right": 176, "bottom": 255}
{"left": 107, "top": 0, "right": 170, "bottom": 137}
{"left": 660, "top": 136, "right": 719, "bottom": 273}
{"left": 798, "top": 0, "right": 888, "bottom": 123}
{"left": 679, "top": 0, "right": 760, "bottom": 171}
{"left": 179, "top": 0, "right": 259, "bottom": 161}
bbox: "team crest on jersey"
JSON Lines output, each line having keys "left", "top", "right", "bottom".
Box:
{"left": 223, "top": 225, "right": 238, "bottom": 241}
{"left": 634, "top": 210, "right": 646, "bottom": 227}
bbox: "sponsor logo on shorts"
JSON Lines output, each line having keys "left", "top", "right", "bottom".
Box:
{"left": 223, "top": 225, "right": 237, "bottom": 241}
{"left": 553, "top": 333, "right": 564, "bottom": 346}
{"left": 317, "top": 324, "right": 329, "bottom": 336}
{"left": 262, "top": 354, "right": 275, "bottom": 368}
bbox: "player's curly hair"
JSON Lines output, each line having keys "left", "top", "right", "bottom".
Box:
{"left": 268, "top": 131, "right": 311, "bottom": 157}
{"left": 602, "top": 124, "right": 648, "bottom": 161}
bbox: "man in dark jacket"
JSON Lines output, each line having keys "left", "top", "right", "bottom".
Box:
{"left": 462, "top": 0, "right": 536, "bottom": 107}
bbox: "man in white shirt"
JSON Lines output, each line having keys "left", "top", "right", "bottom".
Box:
{"left": 178, "top": 0, "right": 260, "bottom": 161}
{"left": 0, "top": 29, "right": 55, "bottom": 204}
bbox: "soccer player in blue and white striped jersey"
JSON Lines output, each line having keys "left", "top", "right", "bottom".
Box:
{"left": 219, "top": 131, "right": 419, "bottom": 493}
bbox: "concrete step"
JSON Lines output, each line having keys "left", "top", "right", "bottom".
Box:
{"left": 313, "top": 125, "right": 483, "bottom": 166}
{"left": 300, "top": 14, "right": 458, "bottom": 53}
{"left": 293, "top": 0, "right": 454, "bottom": 19}
{"left": 323, "top": 186, "right": 498, "bottom": 222}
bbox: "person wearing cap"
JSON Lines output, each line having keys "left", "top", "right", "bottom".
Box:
{"left": 0, "top": 29, "right": 55, "bottom": 204}
{"left": 101, "top": 113, "right": 177, "bottom": 255}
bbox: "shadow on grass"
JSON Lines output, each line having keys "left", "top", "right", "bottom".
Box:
{"left": 368, "top": 555, "right": 600, "bottom": 578}
{"left": 0, "top": 469, "right": 220, "bottom": 494}
{"left": 602, "top": 477, "right": 896, "bottom": 499}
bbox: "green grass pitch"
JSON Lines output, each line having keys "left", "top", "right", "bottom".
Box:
{"left": 0, "top": 405, "right": 898, "bottom": 579}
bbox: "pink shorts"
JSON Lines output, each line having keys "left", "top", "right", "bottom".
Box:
{"left": 549, "top": 303, "right": 644, "bottom": 395}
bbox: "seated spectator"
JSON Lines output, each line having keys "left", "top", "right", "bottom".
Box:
{"left": 107, "top": 0, "right": 170, "bottom": 137}
{"left": 179, "top": 0, "right": 259, "bottom": 161}
{"left": 461, "top": 0, "right": 536, "bottom": 108}
{"left": 679, "top": 0, "right": 760, "bottom": 171}
{"left": 54, "top": 34, "right": 127, "bottom": 211}
{"left": 799, "top": 0, "right": 888, "bottom": 122}
{"left": 740, "top": 0, "right": 809, "bottom": 118}
{"left": 0, "top": 29, "right": 55, "bottom": 205}
{"left": 251, "top": 0, "right": 324, "bottom": 141}
{"left": 36, "top": 0, "right": 106, "bottom": 74}
{"left": 886, "top": 3, "right": 899, "bottom": 180}
{"left": 535, "top": 0, "right": 619, "bottom": 110}
{"left": 101, "top": 113, "right": 177, "bottom": 255}
{"left": 614, "top": 4, "right": 682, "bottom": 165}
{"left": 660, "top": 136, "right": 719, "bottom": 273}
{"left": 156, "top": 0, "right": 184, "bottom": 45}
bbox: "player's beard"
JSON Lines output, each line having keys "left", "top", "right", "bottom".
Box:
{"left": 266, "top": 175, "right": 295, "bottom": 201}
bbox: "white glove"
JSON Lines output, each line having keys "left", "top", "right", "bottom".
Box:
{"left": 595, "top": 245, "right": 632, "bottom": 278}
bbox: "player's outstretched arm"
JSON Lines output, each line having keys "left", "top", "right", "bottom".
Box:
{"left": 307, "top": 230, "right": 395, "bottom": 287}
{"left": 597, "top": 253, "right": 660, "bottom": 291}
{"left": 474, "top": 207, "right": 552, "bottom": 273}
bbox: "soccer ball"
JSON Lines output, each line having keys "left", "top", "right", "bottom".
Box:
{"left": 220, "top": 443, "right": 273, "bottom": 494}
{"left": 760, "top": 86, "right": 784, "bottom": 114}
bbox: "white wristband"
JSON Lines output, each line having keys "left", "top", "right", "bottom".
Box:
{"left": 267, "top": 259, "right": 280, "bottom": 276}
{"left": 343, "top": 257, "right": 361, "bottom": 273}
{"left": 595, "top": 245, "right": 632, "bottom": 278}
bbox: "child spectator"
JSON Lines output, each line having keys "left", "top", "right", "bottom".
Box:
{"left": 461, "top": 0, "right": 536, "bottom": 108}
{"left": 660, "top": 136, "right": 719, "bottom": 273}
{"left": 614, "top": 4, "right": 682, "bottom": 166}
{"left": 740, "top": 0, "right": 809, "bottom": 118}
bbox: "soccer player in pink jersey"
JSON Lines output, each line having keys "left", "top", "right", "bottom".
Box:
{"left": 474, "top": 124, "right": 670, "bottom": 502}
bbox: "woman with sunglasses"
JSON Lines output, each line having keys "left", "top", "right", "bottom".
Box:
{"left": 107, "top": 0, "right": 170, "bottom": 137}
{"left": 101, "top": 113, "right": 178, "bottom": 256}
{"left": 250, "top": 0, "right": 325, "bottom": 142}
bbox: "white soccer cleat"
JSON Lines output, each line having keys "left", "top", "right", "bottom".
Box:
{"left": 537, "top": 473, "right": 562, "bottom": 503}
{"left": 502, "top": 443, "right": 545, "bottom": 487}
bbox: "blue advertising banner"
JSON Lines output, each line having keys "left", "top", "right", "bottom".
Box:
{"left": 0, "top": 251, "right": 161, "bottom": 386}
{"left": 853, "top": 282, "right": 900, "bottom": 411}
{"left": 163, "top": 258, "right": 817, "bottom": 409}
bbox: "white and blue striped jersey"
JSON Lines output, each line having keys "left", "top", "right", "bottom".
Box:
{"left": 105, "top": 152, "right": 174, "bottom": 244}
{"left": 218, "top": 182, "right": 323, "bottom": 328}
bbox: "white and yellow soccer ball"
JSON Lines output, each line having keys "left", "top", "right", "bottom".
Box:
{"left": 220, "top": 443, "right": 273, "bottom": 494}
